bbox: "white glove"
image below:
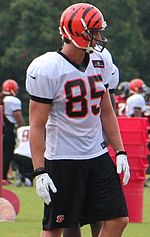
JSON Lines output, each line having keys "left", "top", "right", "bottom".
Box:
{"left": 116, "top": 153, "right": 130, "bottom": 185}
{"left": 35, "top": 173, "right": 57, "bottom": 205}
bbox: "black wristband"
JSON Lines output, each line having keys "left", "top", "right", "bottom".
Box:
{"left": 33, "top": 167, "right": 46, "bottom": 178}
{"left": 115, "top": 151, "right": 127, "bottom": 157}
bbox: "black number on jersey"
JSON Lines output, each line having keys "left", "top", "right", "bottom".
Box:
{"left": 88, "top": 75, "right": 104, "bottom": 115}
{"left": 65, "top": 75, "right": 104, "bottom": 118}
{"left": 65, "top": 79, "right": 88, "bottom": 117}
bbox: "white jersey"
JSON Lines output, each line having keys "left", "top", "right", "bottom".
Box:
{"left": 14, "top": 126, "right": 31, "bottom": 158}
{"left": 26, "top": 49, "right": 113, "bottom": 160}
{"left": 94, "top": 47, "right": 119, "bottom": 91}
{"left": 126, "top": 94, "right": 146, "bottom": 117}
{"left": 3, "top": 96, "right": 22, "bottom": 124}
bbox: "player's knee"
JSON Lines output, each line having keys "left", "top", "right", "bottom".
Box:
{"left": 117, "top": 216, "right": 129, "bottom": 230}
{"left": 106, "top": 216, "right": 129, "bottom": 231}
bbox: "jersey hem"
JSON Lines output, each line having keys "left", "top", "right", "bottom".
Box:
{"left": 44, "top": 148, "right": 108, "bottom": 160}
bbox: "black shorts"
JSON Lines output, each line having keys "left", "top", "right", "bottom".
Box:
{"left": 42, "top": 153, "right": 128, "bottom": 230}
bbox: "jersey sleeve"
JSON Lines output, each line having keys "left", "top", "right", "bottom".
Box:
{"left": 11, "top": 97, "right": 22, "bottom": 112}
{"left": 26, "top": 53, "right": 58, "bottom": 103}
{"left": 109, "top": 64, "right": 119, "bottom": 90}
{"left": 101, "top": 48, "right": 114, "bottom": 89}
{"left": 126, "top": 94, "right": 146, "bottom": 116}
{"left": 132, "top": 96, "right": 146, "bottom": 110}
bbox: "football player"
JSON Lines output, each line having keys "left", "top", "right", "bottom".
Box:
{"left": 14, "top": 125, "right": 33, "bottom": 187}
{"left": 26, "top": 3, "right": 130, "bottom": 237}
{"left": 126, "top": 78, "right": 146, "bottom": 117}
{"left": 115, "top": 81, "right": 130, "bottom": 116}
{"left": 1, "top": 79, "right": 24, "bottom": 184}
{"left": 64, "top": 62, "right": 120, "bottom": 237}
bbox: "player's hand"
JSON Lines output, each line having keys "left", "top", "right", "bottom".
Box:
{"left": 35, "top": 173, "right": 57, "bottom": 205}
{"left": 116, "top": 152, "right": 130, "bottom": 185}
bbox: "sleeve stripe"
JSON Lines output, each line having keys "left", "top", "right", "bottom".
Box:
{"left": 30, "top": 95, "right": 53, "bottom": 104}
{"left": 13, "top": 109, "right": 21, "bottom": 112}
{"left": 104, "top": 83, "right": 109, "bottom": 89}
{"left": 109, "top": 89, "right": 116, "bottom": 94}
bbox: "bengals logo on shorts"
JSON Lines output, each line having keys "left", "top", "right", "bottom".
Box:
{"left": 56, "top": 215, "right": 65, "bottom": 223}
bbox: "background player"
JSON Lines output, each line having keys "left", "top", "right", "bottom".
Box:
{"left": 14, "top": 125, "right": 33, "bottom": 187}
{"left": 126, "top": 78, "right": 146, "bottom": 117}
{"left": 0, "top": 79, "right": 24, "bottom": 184}
{"left": 115, "top": 81, "right": 130, "bottom": 116}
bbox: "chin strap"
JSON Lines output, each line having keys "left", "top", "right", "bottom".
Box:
{"left": 86, "top": 46, "right": 94, "bottom": 54}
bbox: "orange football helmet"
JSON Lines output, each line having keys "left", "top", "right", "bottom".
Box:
{"left": 2, "top": 79, "right": 19, "bottom": 96}
{"left": 130, "top": 78, "right": 145, "bottom": 93}
{"left": 59, "top": 3, "right": 107, "bottom": 52}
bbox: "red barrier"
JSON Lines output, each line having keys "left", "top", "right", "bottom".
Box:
{"left": 117, "top": 117, "right": 149, "bottom": 132}
{"left": 128, "top": 157, "right": 148, "bottom": 170}
{"left": 123, "top": 181, "right": 144, "bottom": 223}
{"left": 109, "top": 117, "right": 149, "bottom": 222}
{"left": 121, "top": 132, "right": 147, "bottom": 144}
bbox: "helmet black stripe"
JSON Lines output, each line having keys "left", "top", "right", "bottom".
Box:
{"left": 68, "top": 5, "right": 83, "bottom": 35}
{"left": 82, "top": 6, "right": 94, "bottom": 20}
{"left": 87, "top": 12, "right": 98, "bottom": 28}
{"left": 82, "top": 8, "right": 102, "bottom": 29}
{"left": 92, "top": 17, "right": 103, "bottom": 28}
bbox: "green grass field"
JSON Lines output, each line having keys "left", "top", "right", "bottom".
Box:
{"left": 0, "top": 184, "right": 150, "bottom": 237}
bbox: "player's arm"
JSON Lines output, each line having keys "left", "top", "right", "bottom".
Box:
{"left": 28, "top": 98, "right": 57, "bottom": 206}
{"left": 101, "top": 90, "right": 130, "bottom": 185}
{"left": 109, "top": 91, "right": 116, "bottom": 111}
{"left": 101, "top": 90, "right": 124, "bottom": 151}
{"left": 26, "top": 58, "right": 57, "bottom": 204}
{"left": 13, "top": 110, "right": 25, "bottom": 127}
{"left": 29, "top": 100, "right": 50, "bottom": 169}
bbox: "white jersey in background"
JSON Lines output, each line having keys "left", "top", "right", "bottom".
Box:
{"left": 26, "top": 49, "right": 113, "bottom": 160}
{"left": 14, "top": 126, "right": 31, "bottom": 158}
{"left": 3, "top": 96, "right": 22, "bottom": 124}
{"left": 125, "top": 94, "right": 146, "bottom": 117}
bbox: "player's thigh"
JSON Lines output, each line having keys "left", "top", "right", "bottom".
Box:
{"left": 81, "top": 153, "right": 128, "bottom": 224}
{"left": 43, "top": 159, "right": 88, "bottom": 229}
